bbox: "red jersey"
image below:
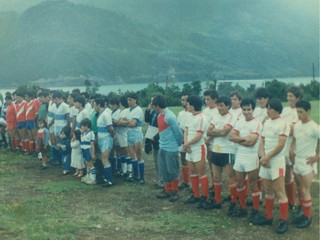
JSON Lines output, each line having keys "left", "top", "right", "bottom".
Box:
{"left": 16, "top": 100, "right": 27, "bottom": 123}
{"left": 6, "top": 102, "right": 17, "bottom": 130}
{"left": 26, "top": 99, "right": 40, "bottom": 121}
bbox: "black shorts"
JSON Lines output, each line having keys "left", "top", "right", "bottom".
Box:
{"left": 211, "top": 152, "right": 235, "bottom": 167}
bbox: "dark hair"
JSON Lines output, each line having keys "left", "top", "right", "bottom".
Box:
{"left": 74, "top": 129, "right": 81, "bottom": 141}
{"left": 25, "top": 91, "right": 35, "bottom": 98}
{"left": 37, "top": 118, "right": 48, "bottom": 128}
{"left": 255, "top": 88, "right": 270, "bottom": 99}
{"left": 120, "top": 95, "right": 129, "bottom": 108}
{"left": 81, "top": 92, "right": 90, "bottom": 100}
{"left": 203, "top": 89, "right": 219, "bottom": 100}
{"left": 69, "top": 93, "right": 79, "bottom": 101}
{"left": 5, "top": 91, "right": 11, "bottom": 96}
{"left": 74, "top": 96, "right": 86, "bottom": 107}
{"left": 296, "top": 100, "right": 311, "bottom": 111}
{"left": 103, "top": 96, "right": 109, "bottom": 106}
{"left": 217, "top": 96, "right": 231, "bottom": 108}
{"left": 109, "top": 96, "right": 120, "bottom": 105}
{"left": 5, "top": 95, "right": 12, "bottom": 101}
{"left": 187, "top": 95, "right": 202, "bottom": 111}
{"left": 80, "top": 118, "right": 92, "bottom": 129}
{"left": 267, "top": 98, "right": 283, "bottom": 114}
{"left": 152, "top": 94, "right": 167, "bottom": 108}
{"left": 52, "top": 91, "right": 63, "bottom": 100}
{"left": 72, "top": 88, "right": 81, "bottom": 94}
{"left": 94, "top": 98, "right": 105, "bottom": 108}
{"left": 240, "top": 98, "right": 256, "bottom": 110}
{"left": 38, "top": 91, "right": 49, "bottom": 98}
{"left": 127, "top": 92, "right": 138, "bottom": 100}
{"left": 229, "top": 90, "right": 242, "bottom": 101}
{"left": 61, "top": 126, "right": 71, "bottom": 138}
{"left": 287, "top": 86, "right": 303, "bottom": 99}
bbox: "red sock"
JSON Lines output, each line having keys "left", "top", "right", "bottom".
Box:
{"left": 14, "top": 138, "right": 20, "bottom": 149}
{"left": 298, "top": 189, "right": 303, "bottom": 207}
{"left": 279, "top": 201, "right": 288, "bottom": 221}
{"left": 251, "top": 189, "right": 260, "bottom": 210}
{"left": 29, "top": 141, "right": 34, "bottom": 152}
{"left": 191, "top": 175, "right": 200, "bottom": 198}
{"left": 265, "top": 196, "right": 274, "bottom": 219}
{"left": 200, "top": 175, "right": 209, "bottom": 197}
{"left": 171, "top": 179, "right": 179, "bottom": 192}
{"left": 182, "top": 166, "right": 190, "bottom": 184}
{"left": 214, "top": 182, "right": 222, "bottom": 204}
{"left": 244, "top": 176, "right": 249, "bottom": 196}
{"left": 164, "top": 183, "right": 171, "bottom": 193}
{"left": 229, "top": 184, "right": 237, "bottom": 204}
{"left": 258, "top": 177, "right": 263, "bottom": 193}
{"left": 285, "top": 181, "right": 295, "bottom": 206}
{"left": 303, "top": 199, "right": 312, "bottom": 218}
{"left": 22, "top": 139, "right": 28, "bottom": 151}
{"left": 237, "top": 186, "right": 247, "bottom": 209}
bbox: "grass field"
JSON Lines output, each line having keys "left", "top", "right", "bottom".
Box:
{"left": 0, "top": 100, "right": 319, "bottom": 240}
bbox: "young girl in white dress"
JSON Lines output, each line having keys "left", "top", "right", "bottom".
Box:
{"left": 71, "top": 129, "right": 85, "bottom": 177}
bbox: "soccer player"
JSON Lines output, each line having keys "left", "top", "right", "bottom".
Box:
{"left": 47, "top": 90, "right": 57, "bottom": 162}
{"left": 281, "top": 86, "right": 303, "bottom": 210}
{"left": 206, "top": 96, "right": 237, "bottom": 214}
{"left": 93, "top": 97, "right": 115, "bottom": 187}
{"left": 177, "top": 94, "right": 192, "bottom": 189}
{"left": 289, "top": 100, "right": 319, "bottom": 228}
{"left": 153, "top": 94, "right": 182, "bottom": 202}
{"left": 253, "top": 87, "right": 270, "bottom": 124}
{"left": 15, "top": 92, "right": 27, "bottom": 152}
{"left": 229, "top": 90, "right": 243, "bottom": 120}
{"left": 254, "top": 99, "right": 289, "bottom": 234}
{"left": 5, "top": 95, "right": 18, "bottom": 151}
{"left": 229, "top": 98, "right": 262, "bottom": 219}
{"left": 183, "top": 95, "right": 209, "bottom": 208}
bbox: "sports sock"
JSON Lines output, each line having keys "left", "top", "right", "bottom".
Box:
{"left": 126, "top": 156, "right": 132, "bottom": 172}
{"left": 89, "top": 167, "right": 96, "bottom": 181}
{"left": 181, "top": 166, "right": 190, "bottom": 184}
{"left": 164, "top": 183, "right": 171, "bottom": 193}
{"left": 302, "top": 199, "right": 312, "bottom": 218}
{"left": 200, "top": 175, "right": 209, "bottom": 198}
{"left": 279, "top": 201, "right": 288, "bottom": 221}
{"left": 109, "top": 157, "right": 117, "bottom": 173}
{"left": 214, "top": 182, "right": 222, "bottom": 204}
{"left": 251, "top": 188, "right": 260, "bottom": 210}
{"left": 103, "top": 164, "right": 113, "bottom": 181}
{"left": 138, "top": 160, "right": 145, "bottom": 180}
{"left": 14, "top": 138, "right": 20, "bottom": 150}
{"left": 121, "top": 156, "right": 128, "bottom": 173}
{"left": 265, "top": 195, "right": 275, "bottom": 219}
{"left": 285, "top": 181, "right": 295, "bottom": 206}
{"left": 171, "top": 179, "right": 179, "bottom": 192}
{"left": 237, "top": 186, "right": 247, "bottom": 209}
{"left": 191, "top": 175, "right": 200, "bottom": 198}
{"left": 29, "top": 140, "right": 35, "bottom": 152}
{"left": 131, "top": 159, "right": 138, "bottom": 179}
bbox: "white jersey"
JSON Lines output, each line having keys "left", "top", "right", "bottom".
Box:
{"left": 81, "top": 130, "right": 95, "bottom": 150}
{"left": 186, "top": 113, "right": 208, "bottom": 148}
{"left": 203, "top": 107, "right": 219, "bottom": 124}
{"left": 229, "top": 107, "right": 244, "bottom": 121}
{"left": 69, "top": 106, "right": 79, "bottom": 128}
{"left": 85, "top": 102, "right": 92, "bottom": 113}
{"left": 281, "top": 106, "right": 298, "bottom": 156}
{"left": 234, "top": 118, "right": 262, "bottom": 155}
{"left": 177, "top": 109, "right": 192, "bottom": 130}
{"left": 293, "top": 120, "right": 320, "bottom": 159}
{"left": 127, "top": 105, "right": 143, "bottom": 133}
{"left": 54, "top": 102, "right": 69, "bottom": 127}
{"left": 75, "top": 108, "right": 90, "bottom": 130}
{"left": 97, "top": 108, "right": 113, "bottom": 138}
{"left": 211, "top": 112, "right": 236, "bottom": 154}
{"left": 116, "top": 108, "right": 129, "bottom": 136}
{"left": 253, "top": 107, "right": 268, "bottom": 124}
{"left": 47, "top": 100, "right": 57, "bottom": 125}
{"left": 112, "top": 108, "right": 121, "bottom": 122}
{"left": 262, "top": 117, "right": 290, "bottom": 158}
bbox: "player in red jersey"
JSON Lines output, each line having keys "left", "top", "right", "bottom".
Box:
{"left": 5, "top": 95, "right": 18, "bottom": 151}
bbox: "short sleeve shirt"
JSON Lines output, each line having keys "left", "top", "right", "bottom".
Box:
{"left": 127, "top": 105, "right": 143, "bottom": 133}
{"left": 81, "top": 130, "right": 95, "bottom": 149}
{"left": 54, "top": 102, "right": 69, "bottom": 127}
{"left": 97, "top": 108, "right": 113, "bottom": 138}
{"left": 186, "top": 113, "right": 208, "bottom": 147}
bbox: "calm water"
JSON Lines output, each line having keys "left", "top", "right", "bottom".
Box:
{"left": 0, "top": 77, "right": 318, "bottom": 97}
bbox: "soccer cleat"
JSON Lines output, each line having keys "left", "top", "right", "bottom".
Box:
{"left": 156, "top": 191, "right": 171, "bottom": 199}
{"left": 101, "top": 180, "right": 115, "bottom": 188}
{"left": 81, "top": 175, "right": 89, "bottom": 182}
{"left": 292, "top": 206, "right": 304, "bottom": 224}
{"left": 252, "top": 215, "right": 273, "bottom": 225}
{"left": 84, "top": 178, "right": 96, "bottom": 185}
{"left": 232, "top": 208, "right": 248, "bottom": 218}
{"left": 184, "top": 195, "right": 200, "bottom": 204}
{"left": 276, "top": 220, "right": 288, "bottom": 234}
{"left": 295, "top": 215, "right": 312, "bottom": 228}
{"left": 126, "top": 172, "right": 134, "bottom": 182}
{"left": 249, "top": 209, "right": 259, "bottom": 223}
{"left": 169, "top": 192, "right": 179, "bottom": 202}
{"left": 178, "top": 182, "right": 190, "bottom": 190}
{"left": 227, "top": 203, "right": 237, "bottom": 216}
{"left": 197, "top": 196, "right": 208, "bottom": 209}
{"left": 203, "top": 200, "right": 219, "bottom": 210}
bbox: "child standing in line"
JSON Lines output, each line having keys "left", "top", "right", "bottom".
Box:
{"left": 71, "top": 129, "right": 85, "bottom": 178}
{"left": 36, "top": 118, "right": 50, "bottom": 170}
{"left": 56, "top": 126, "right": 71, "bottom": 175}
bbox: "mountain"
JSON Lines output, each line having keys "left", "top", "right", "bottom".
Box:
{"left": 0, "top": 0, "right": 318, "bottom": 87}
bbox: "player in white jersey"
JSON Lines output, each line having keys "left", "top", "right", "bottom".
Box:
{"left": 253, "top": 88, "right": 270, "bottom": 124}
{"left": 202, "top": 89, "right": 219, "bottom": 194}
{"left": 118, "top": 93, "right": 144, "bottom": 184}
{"left": 177, "top": 95, "right": 193, "bottom": 189}
{"left": 229, "top": 98, "right": 262, "bottom": 219}
{"left": 93, "top": 97, "right": 115, "bottom": 187}
{"left": 183, "top": 95, "right": 209, "bottom": 208}
{"left": 281, "top": 86, "right": 303, "bottom": 210}
{"left": 254, "top": 99, "right": 290, "bottom": 234}
{"left": 289, "top": 100, "right": 319, "bottom": 228}
{"left": 206, "top": 96, "right": 237, "bottom": 214}
{"left": 229, "top": 90, "right": 244, "bottom": 121}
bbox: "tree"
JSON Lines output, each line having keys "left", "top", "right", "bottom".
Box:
{"left": 84, "top": 79, "right": 100, "bottom": 95}
{"left": 265, "top": 79, "right": 287, "bottom": 101}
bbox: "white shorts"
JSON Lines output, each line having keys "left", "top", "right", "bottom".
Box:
{"left": 186, "top": 144, "right": 206, "bottom": 163}
{"left": 127, "top": 131, "right": 143, "bottom": 146}
{"left": 293, "top": 157, "right": 318, "bottom": 176}
{"left": 259, "top": 156, "right": 285, "bottom": 180}
{"left": 234, "top": 153, "right": 259, "bottom": 173}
